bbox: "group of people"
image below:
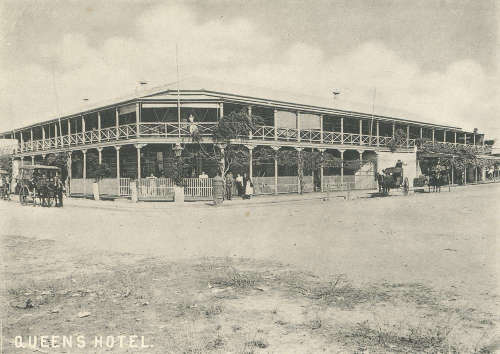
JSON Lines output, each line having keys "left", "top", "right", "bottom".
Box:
{"left": 224, "top": 172, "right": 253, "bottom": 200}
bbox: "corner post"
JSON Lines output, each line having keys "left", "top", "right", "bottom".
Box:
{"left": 340, "top": 117, "right": 344, "bottom": 144}
{"left": 339, "top": 149, "right": 345, "bottom": 185}
{"left": 135, "top": 102, "right": 141, "bottom": 137}
{"left": 406, "top": 125, "right": 410, "bottom": 148}
{"left": 272, "top": 146, "right": 280, "bottom": 195}
{"left": 318, "top": 148, "right": 325, "bottom": 192}
{"left": 296, "top": 111, "right": 301, "bottom": 143}
{"left": 82, "top": 149, "right": 87, "bottom": 197}
{"left": 97, "top": 147, "right": 103, "bottom": 164}
{"left": 273, "top": 109, "right": 278, "bottom": 141}
{"left": 115, "top": 146, "right": 121, "bottom": 196}
{"left": 245, "top": 145, "right": 254, "bottom": 179}
{"left": 295, "top": 147, "right": 303, "bottom": 194}
{"left": 247, "top": 105, "right": 253, "bottom": 139}
{"left": 97, "top": 112, "right": 102, "bottom": 142}
{"left": 320, "top": 115, "right": 324, "bottom": 144}
{"left": 359, "top": 119, "right": 363, "bottom": 145}
{"left": 432, "top": 129, "right": 435, "bottom": 145}
{"left": 115, "top": 107, "right": 120, "bottom": 140}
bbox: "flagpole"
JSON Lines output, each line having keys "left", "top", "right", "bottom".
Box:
{"left": 176, "top": 44, "right": 181, "bottom": 139}
{"left": 370, "top": 87, "right": 376, "bottom": 143}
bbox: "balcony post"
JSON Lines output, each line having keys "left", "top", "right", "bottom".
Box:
{"left": 340, "top": 117, "right": 344, "bottom": 143}
{"left": 406, "top": 125, "right": 410, "bottom": 148}
{"left": 82, "top": 149, "right": 87, "bottom": 197}
{"left": 219, "top": 102, "right": 224, "bottom": 119}
{"left": 54, "top": 124, "right": 58, "bottom": 148}
{"left": 454, "top": 131, "right": 457, "bottom": 145}
{"left": 464, "top": 133, "right": 467, "bottom": 145}
{"left": 376, "top": 121, "right": 380, "bottom": 147}
{"left": 339, "top": 149, "right": 345, "bottom": 185}
{"left": 443, "top": 130, "right": 446, "bottom": 143}
{"left": 135, "top": 144, "right": 142, "bottom": 180}
{"left": 245, "top": 144, "right": 254, "bottom": 179}
{"left": 473, "top": 133, "right": 476, "bottom": 145}
{"left": 115, "top": 146, "right": 121, "bottom": 196}
{"left": 115, "top": 107, "right": 120, "bottom": 140}
{"left": 272, "top": 145, "right": 280, "bottom": 195}
{"left": 66, "top": 151, "right": 72, "bottom": 195}
{"left": 67, "top": 120, "right": 71, "bottom": 147}
{"left": 30, "top": 128, "right": 33, "bottom": 151}
{"left": 20, "top": 131, "right": 24, "bottom": 152}
{"left": 82, "top": 115, "right": 86, "bottom": 133}
{"left": 274, "top": 109, "right": 278, "bottom": 141}
{"left": 420, "top": 127, "right": 423, "bottom": 140}
{"left": 359, "top": 119, "right": 363, "bottom": 145}
{"left": 318, "top": 148, "right": 325, "bottom": 192}
{"left": 97, "top": 147, "right": 103, "bottom": 164}
{"left": 97, "top": 112, "right": 101, "bottom": 142}
{"left": 432, "top": 129, "right": 435, "bottom": 145}
{"left": 320, "top": 115, "right": 324, "bottom": 144}
{"left": 247, "top": 105, "right": 253, "bottom": 139}
{"left": 42, "top": 126, "right": 46, "bottom": 143}
{"left": 135, "top": 102, "right": 141, "bottom": 138}
{"left": 392, "top": 122, "right": 395, "bottom": 137}
{"left": 296, "top": 111, "right": 301, "bottom": 142}
{"left": 295, "top": 147, "right": 303, "bottom": 194}
{"left": 31, "top": 155, "right": 35, "bottom": 165}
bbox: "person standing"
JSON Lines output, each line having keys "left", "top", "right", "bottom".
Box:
{"left": 225, "top": 172, "right": 234, "bottom": 200}
{"left": 235, "top": 173, "right": 243, "bottom": 196}
{"left": 54, "top": 175, "right": 64, "bottom": 207}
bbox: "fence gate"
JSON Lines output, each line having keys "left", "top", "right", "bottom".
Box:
{"left": 137, "top": 177, "right": 174, "bottom": 201}
{"left": 120, "top": 178, "right": 131, "bottom": 196}
{"left": 184, "top": 178, "right": 213, "bottom": 200}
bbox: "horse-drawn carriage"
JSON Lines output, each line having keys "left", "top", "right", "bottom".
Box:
{"left": 377, "top": 163, "right": 409, "bottom": 195}
{"left": 0, "top": 169, "right": 10, "bottom": 200}
{"left": 17, "top": 165, "right": 63, "bottom": 207}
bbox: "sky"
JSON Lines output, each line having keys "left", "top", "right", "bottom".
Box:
{"left": 0, "top": 0, "right": 498, "bottom": 139}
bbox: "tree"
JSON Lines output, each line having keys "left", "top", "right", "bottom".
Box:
{"left": 386, "top": 128, "right": 407, "bottom": 152}
{"left": 44, "top": 153, "right": 68, "bottom": 182}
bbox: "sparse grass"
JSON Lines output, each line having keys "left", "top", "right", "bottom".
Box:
{"left": 209, "top": 268, "right": 260, "bottom": 289}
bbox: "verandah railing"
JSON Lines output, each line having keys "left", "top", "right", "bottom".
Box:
{"left": 16, "top": 122, "right": 492, "bottom": 154}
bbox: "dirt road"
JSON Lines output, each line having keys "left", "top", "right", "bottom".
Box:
{"left": 1, "top": 184, "right": 498, "bottom": 353}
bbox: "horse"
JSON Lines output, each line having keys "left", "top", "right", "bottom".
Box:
{"left": 377, "top": 174, "right": 395, "bottom": 195}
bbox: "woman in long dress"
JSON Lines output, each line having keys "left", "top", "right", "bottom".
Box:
{"left": 243, "top": 174, "right": 253, "bottom": 199}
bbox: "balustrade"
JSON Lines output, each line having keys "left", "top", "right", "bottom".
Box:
{"left": 7, "top": 122, "right": 490, "bottom": 155}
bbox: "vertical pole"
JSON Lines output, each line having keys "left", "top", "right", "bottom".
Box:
{"left": 340, "top": 150, "right": 344, "bottom": 185}
{"left": 136, "top": 145, "right": 142, "bottom": 180}
{"left": 376, "top": 121, "right": 380, "bottom": 146}
{"left": 454, "top": 131, "right": 457, "bottom": 145}
{"left": 296, "top": 148, "right": 302, "bottom": 194}
{"left": 42, "top": 126, "right": 46, "bottom": 142}
{"left": 473, "top": 133, "right": 476, "bottom": 145}
{"left": 443, "top": 130, "right": 446, "bottom": 143}
{"left": 116, "top": 146, "right": 121, "bottom": 196}
{"left": 359, "top": 119, "right": 363, "bottom": 144}
{"left": 82, "top": 149, "right": 87, "bottom": 197}
{"left": 82, "top": 115, "right": 86, "bottom": 133}
{"left": 67, "top": 151, "right": 72, "bottom": 195}
{"left": 296, "top": 111, "right": 301, "bottom": 142}
{"left": 54, "top": 124, "right": 58, "bottom": 148}
{"left": 320, "top": 115, "right": 324, "bottom": 144}
{"left": 272, "top": 146, "right": 279, "bottom": 195}
{"left": 20, "top": 131, "right": 24, "bottom": 152}
{"left": 246, "top": 145, "right": 254, "bottom": 178}
{"left": 115, "top": 107, "right": 120, "bottom": 140}
{"left": 451, "top": 163, "right": 454, "bottom": 185}
{"left": 98, "top": 147, "right": 102, "bottom": 164}
{"left": 97, "top": 112, "right": 101, "bottom": 142}
{"left": 406, "top": 125, "right": 410, "bottom": 148}
{"left": 432, "top": 129, "right": 435, "bottom": 145}
{"left": 464, "top": 133, "right": 467, "bottom": 146}
{"left": 31, "top": 155, "right": 35, "bottom": 165}
{"left": 219, "top": 102, "right": 224, "bottom": 119}
{"left": 136, "top": 102, "right": 141, "bottom": 137}
{"left": 30, "top": 128, "right": 33, "bottom": 151}
{"left": 392, "top": 122, "right": 395, "bottom": 137}
{"left": 420, "top": 127, "right": 423, "bottom": 139}
{"left": 340, "top": 117, "right": 344, "bottom": 143}
{"left": 464, "top": 165, "right": 467, "bottom": 185}
{"left": 247, "top": 105, "right": 253, "bottom": 139}
{"left": 274, "top": 109, "right": 278, "bottom": 141}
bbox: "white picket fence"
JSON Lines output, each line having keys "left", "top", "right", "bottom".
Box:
{"left": 184, "top": 178, "right": 213, "bottom": 199}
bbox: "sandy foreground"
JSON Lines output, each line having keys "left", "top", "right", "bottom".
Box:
{"left": 0, "top": 184, "right": 498, "bottom": 353}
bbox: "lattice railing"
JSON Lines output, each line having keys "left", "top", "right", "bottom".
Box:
{"left": 11, "top": 121, "right": 490, "bottom": 154}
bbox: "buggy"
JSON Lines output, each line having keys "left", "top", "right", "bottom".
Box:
{"left": 17, "top": 165, "right": 60, "bottom": 207}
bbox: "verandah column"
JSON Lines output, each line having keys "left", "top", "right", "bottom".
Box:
{"left": 319, "top": 115, "right": 324, "bottom": 143}
{"left": 318, "top": 148, "right": 325, "bottom": 192}
{"left": 30, "top": 128, "right": 34, "bottom": 151}
{"left": 359, "top": 119, "right": 363, "bottom": 145}
{"left": 245, "top": 145, "right": 254, "bottom": 179}
{"left": 406, "top": 126, "right": 410, "bottom": 148}
{"left": 115, "top": 107, "right": 120, "bottom": 140}
{"left": 135, "top": 102, "right": 141, "bottom": 138}
{"left": 82, "top": 149, "right": 87, "bottom": 197}
{"left": 272, "top": 146, "right": 280, "bottom": 195}
{"left": 135, "top": 144, "right": 144, "bottom": 180}
{"left": 295, "top": 147, "right": 303, "bottom": 194}
{"left": 376, "top": 121, "right": 380, "bottom": 147}
{"left": 273, "top": 109, "right": 278, "bottom": 141}
{"left": 97, "top": 147, "right": 103, "bottom": 164}
{"left": 67, "top": 151, "right": 72, "bottom": 195}
{"left": 296, "top": 111, "right": 301, "bottom": 143}
{"left": 432, "top": 129, "right": 435, "bottom": 145}
{"left": 97, "top": 112, "right": 101, "bottom": 142}
{"left": 339, "top": 149, "right": 345, "bottom": 185}
{"left": 115, "top": 146, "right": 121, "bottom": 196}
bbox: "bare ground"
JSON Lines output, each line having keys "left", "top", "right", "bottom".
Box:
{"left": 0, "top": 184, "right": 499, "bottom": 353}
